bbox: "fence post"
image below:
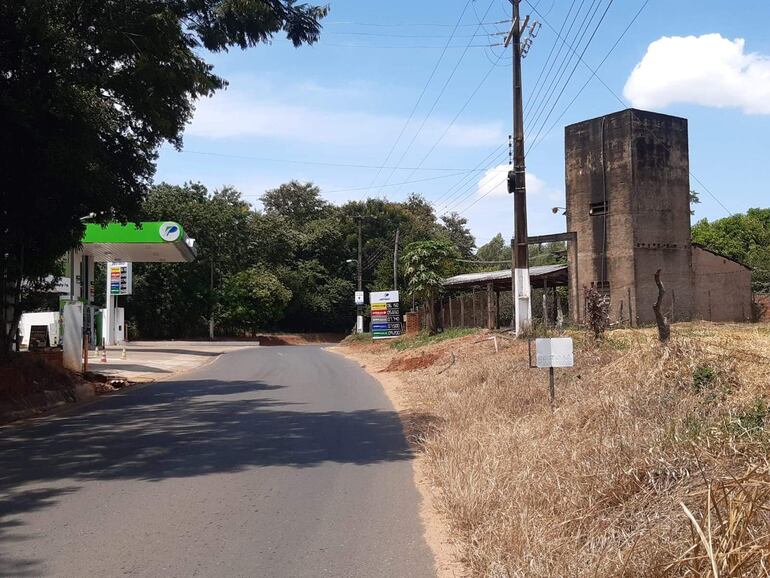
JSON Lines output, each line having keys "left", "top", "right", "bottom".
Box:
{"left": 487, "top": 282, "right": 494, "bottom": 329}
{"left": 460, "top": 295, "right": 465, "bottom": 327}
{"left": 441, "top": 300, "right": 446, "bottom": 329}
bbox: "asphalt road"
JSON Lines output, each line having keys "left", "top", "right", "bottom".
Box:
{"left": 0, "top": 346, "right": 435, "bottom": 577}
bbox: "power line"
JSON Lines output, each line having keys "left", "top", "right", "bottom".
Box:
{"left": 526, "top": 0, "right": 606, "bottom": 138}
{"left": 323, "top": 19, "right": 511, "bottom": 28}
{"left": 522, "top": 0, "right": 733, "bottom": 216}
{"left": 237, "top": 170, "right": 475, "bottom": 198}
{"left": 431, "top": 144, "right": 506, "bottom": 207}
{"left": 320, "top": 43, "right": 501, "bottom": 49}
{"left": 524, "top": 0, "right": 578, "bottom": 109}
{"left": 524, "top": 0, "right": 584, "bottom": 125}
{"left": 373, "top": 0, "right": 497, "bottom": 196}
{"left": 325, "top": 31, "right": 497, "bottom": 39}
{"left": 179, "top": 150, "right": 491, "bottom": 172}
{"left": 361, "top": 0, "right": 473, "bottom": 199}
{"left": 527, "top": 0, "right": 614, "bottom": 148}
{"left": 526, "top": 0, "right": 650, "bottom": 156}
{"left": 437, "top": 151, "right": 508, "bottom": 214}
{"left": 392, "top": 52, "right": 504, "bottom": 198}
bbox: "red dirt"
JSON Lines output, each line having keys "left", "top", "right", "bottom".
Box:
{"left": 254, "top": 333, "right": 345, "bottom": 346}
{"left": 0, "top": 354, "right": 86, "bottom": 401}
{"left": 382, "top": 351, "right": 441, "bottom": 372}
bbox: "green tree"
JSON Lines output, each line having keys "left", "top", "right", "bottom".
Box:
{"left": 219, "top": 267, "right": 292, "bottom": 333}
{"left": 402, "top": 239, "right": 459, "bottom": 334}
{"left": 0, "top": 0, "right": 326, "bottom": 353}
{"left": 475, "top": 234, "right": 509, "bottom": 271}
{"left": 261, "top": 181, "right": 331, "bottom": 226}
{"left": 690, "top": 190, "right": 701, "bottom": 216}
{"left": 130, "top": 183, "right": 259, "bottom": 338}
{"left": 441, "top": 212, "right": 476, "bottom": 259}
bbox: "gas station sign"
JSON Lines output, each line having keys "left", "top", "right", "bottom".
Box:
{"left": 109, "top": 262, "right": 132, "bottom": 296}
{"left": 370, "top": 290, "right": 402, "bottom": 340}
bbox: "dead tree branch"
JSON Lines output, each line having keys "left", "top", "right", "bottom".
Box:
{"left": 653, "top": 269, "right": 670, "bottom": 342}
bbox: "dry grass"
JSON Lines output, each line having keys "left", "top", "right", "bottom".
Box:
{"left": 353, "top": 323, "right": 770, "bottom": 577}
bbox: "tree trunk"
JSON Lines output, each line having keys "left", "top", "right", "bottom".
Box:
{"left": 425, "top": 298, "right": 438, "bottom": 335}
{"left": 653, "top": 269, "right": 670, "bottom": 342}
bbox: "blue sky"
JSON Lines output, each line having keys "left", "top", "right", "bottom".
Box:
{"left": 156, "top": 0, "right": 770, "bottom": 248}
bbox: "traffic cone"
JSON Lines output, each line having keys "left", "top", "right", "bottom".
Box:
{"left": 121, "top": 348, "right": 127, "bottom": 360}
{"left": 100, "top": 348, "right": 107, "bottom": 363}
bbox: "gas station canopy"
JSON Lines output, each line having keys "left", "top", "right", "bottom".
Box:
{"left": 81, "top": 222, "right": 196, "bottom": 263}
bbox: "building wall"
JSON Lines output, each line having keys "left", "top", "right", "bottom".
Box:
{"left": 629, "top": 110, "right": 694, "bottom": 324}
{"left": 565, "top": 109, "right": 636, "bottom": 323}
{"left": 693, "top": 247, "right": 753, "bottom": 322}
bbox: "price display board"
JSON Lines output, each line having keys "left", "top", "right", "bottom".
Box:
{"left": 109, "top": 262, "right": 133, "bottom": 296}
{"left": 370, "top": 290, "right": 401, "bottom": 340}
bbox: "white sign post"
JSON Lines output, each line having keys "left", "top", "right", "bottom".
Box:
{"left": 535, "top": 337, "right": 574, "bottom": 406}
{"left": 354, "top": 291, "right": 365, "bottom": 305}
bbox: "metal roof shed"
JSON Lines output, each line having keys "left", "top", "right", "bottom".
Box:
{"left": 443, "top": 264, "right": 568, "bottom": 292}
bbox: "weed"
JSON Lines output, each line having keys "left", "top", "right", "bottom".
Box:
{"left": 728, "top": 398, "right": 769, "bottom": 437}
{"left": 693, "top": 365, "right": 716, "bottom": 393}
{"left": 390, "top": 327, "right": 477, "bottom": 351}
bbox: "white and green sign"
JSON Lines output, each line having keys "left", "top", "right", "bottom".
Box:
{"left": 370, "top": 290, "right": 401, "bottom": 339}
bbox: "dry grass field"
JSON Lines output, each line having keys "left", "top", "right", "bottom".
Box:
{"left": 344, "top": 323, "right": 770, "bottom": 577}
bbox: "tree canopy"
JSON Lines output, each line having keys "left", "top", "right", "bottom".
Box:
{"left": 124, "top": 182, "right": 479, "bottom": 338}
{"left": 0, "top": 0, "right": 327, "bottom": 351}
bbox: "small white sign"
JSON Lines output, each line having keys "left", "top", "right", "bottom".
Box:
{"left": 370, "top": 290, "right": 399, "bottom": 304}
{"left": 535, "top": 337, "right": 574, "bottom": 368}
{"left": 354, "top": 291, "right": 365, "bottom": 305}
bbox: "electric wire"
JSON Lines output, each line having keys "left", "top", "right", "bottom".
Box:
{"left": 524, "top": 0, "right": 584, "bottom": 124}
{"left": 373, "top": 0, "right": 497, "bottom": 196}
{"left": 178, "top": 150, "right": 491, "bottom": 172}
{"left": 438, "top": 151, "right": 509, "bottom": 215}
{"left": 360, "top": 0, "right": 473, "bottom": 199}
{"left": 527, "top": 0, "right": 614, "bottom": 149}
{"left": 526, "top": 0, "right": 606, "bottom": 139}
{"left": 392, "top": 52, "right": 504, "bottom": 199}
{"left": 523, "top": 0, "right": 578, "bottom": 110}
{"left": 523, "top": 0, "right": 732, "bottom": 216}
{"left": 525, "top": 0, "right": 650, "bottom": 156}
{"left": 431, "top": 144, "right": 506, "bottom": 207}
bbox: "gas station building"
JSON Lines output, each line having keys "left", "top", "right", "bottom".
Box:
{"left": 59, "top": 221, "right": 196, "bottom": 370}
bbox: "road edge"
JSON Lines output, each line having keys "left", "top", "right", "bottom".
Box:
{"left": 328, "top": 346, "right": 464, "bottom": 578}
{"left": 0, "top": 345, "right": 259, "bottom": 431}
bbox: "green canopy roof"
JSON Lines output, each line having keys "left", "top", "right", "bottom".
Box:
{"left": 81, "top": 222, "right": 197, "bottom": 263}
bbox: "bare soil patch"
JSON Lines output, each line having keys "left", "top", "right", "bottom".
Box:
{"left": 382, "top": 351, "right": 441, "bottom": 372}
{"left": 254, "top": 333, "right": 344, "bottom": 346}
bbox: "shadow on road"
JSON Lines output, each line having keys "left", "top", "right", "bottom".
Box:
{"left": 0, "top": 379, "right": 416, "bottom": 490}
{"left": 0, "top": 374, "right": 425, "bottom": 573}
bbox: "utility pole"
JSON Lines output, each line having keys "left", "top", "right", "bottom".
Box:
{"left": 506, "top": 0, "right": 534, "bottom": 334}
{"left": 393, "top": 227, "right": 400, "bottom": 290}
{"left": 209, "top": 258, "right": 215, "bottom": 340}
{"left": 356, "top": 217, "right": 364, "bottom": 333}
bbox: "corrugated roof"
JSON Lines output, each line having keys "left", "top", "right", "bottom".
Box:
{"left": 444, "top": 264, "right": 567, "bottom": 286}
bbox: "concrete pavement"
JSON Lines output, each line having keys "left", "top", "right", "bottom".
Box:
{"left": 89, "top": 341, "right": 259, "bottom": 382}
{"left": 0, "top": 346, "right": 435, "bottom": 577}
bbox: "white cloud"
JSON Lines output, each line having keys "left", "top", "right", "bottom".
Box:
{"left": 624, "top": 33, "right": 770, "bottom": 114}
{"left": 477, "top": 165, "right": 562, "bottom": 200}
{"left": 187, "top": 88, "right": 504, "bottom": 148}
